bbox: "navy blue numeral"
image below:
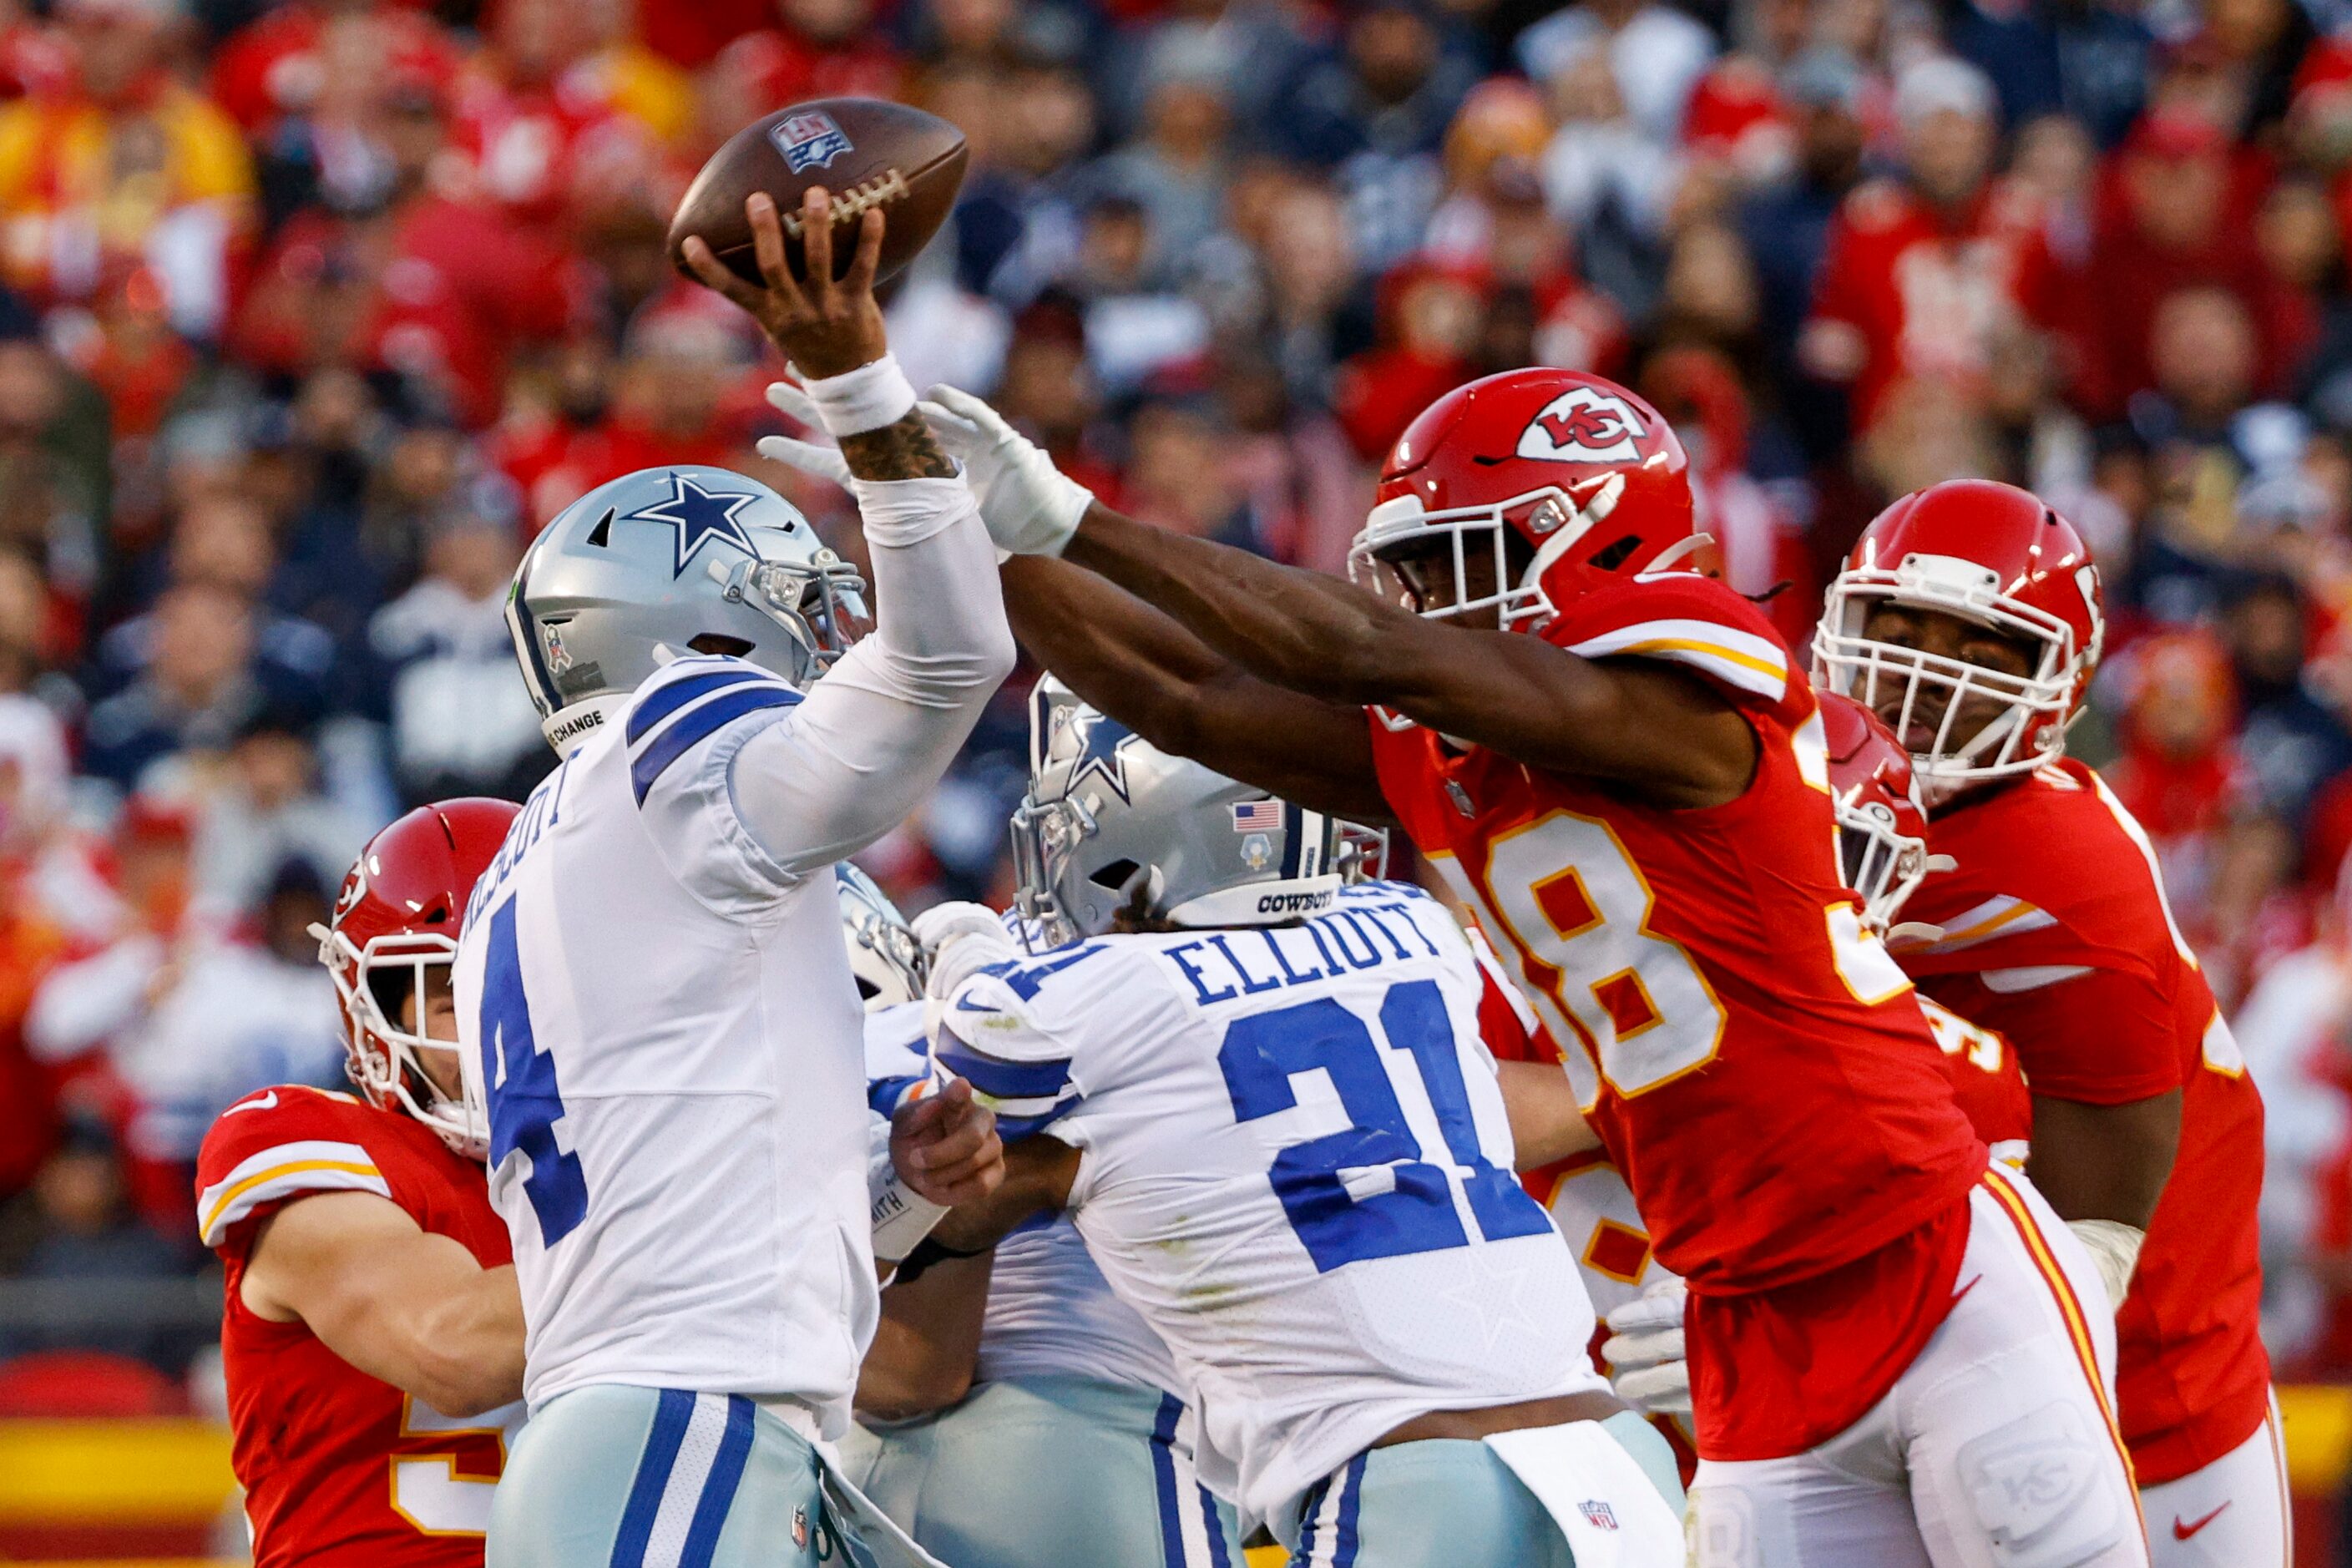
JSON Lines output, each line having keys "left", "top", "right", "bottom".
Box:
{"left": 1217, "top": 980, "right": 1548, "bottom": 1272}
{"left": 480, "top": 899, "right": 589, "bottom": 1245}
{"left": 1219, "top": 997, "right": 1463, "bottom": 1271}
{"left": 1380, "top": 981, "right": 1554, "bottom": 1242}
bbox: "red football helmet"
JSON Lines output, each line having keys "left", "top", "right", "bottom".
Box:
{"left": 1348, "top": 368, "right": 1702, "bottom": 630}
{"left": 314, "top": 797, "right": 519, "bottom": 1156}
{"left": 1813, "top": 479, "right": 2104, "bottom": 802}
{"left": 1821, "top": 692, "right": 1931, "bottom": 934}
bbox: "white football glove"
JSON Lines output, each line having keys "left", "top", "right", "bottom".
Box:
{"left": 758, "top": 379, "right": 1092, "bottom": 558}
{"left": 911, "top": 900, "right": 1022, "bottom": 1003}
{"left": 1601, "top": 1278, "right": 1692, "bottom": 1418}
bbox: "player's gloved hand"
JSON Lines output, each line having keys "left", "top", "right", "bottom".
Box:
{"left": 759, "top": 381, "right": 1092, "bottom": 557}
{"left": 890, "top": 1077, "right": 1004, "bottom": 1210}
{"left": 1601, "top": 1278, "right": 1692, "bottom": 1418}
{"left": 913, "top": 900, "right": 1022, "bottom": 1001}
{"left": 917, "top": 385, "right": 1090, "bottom": 557}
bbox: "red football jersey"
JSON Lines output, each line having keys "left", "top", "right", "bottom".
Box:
{"left": 1370, "top": 573, "right": 1988, "bottom": 1459}
{"left": 1918, "top": 995, "right": 2034, "bottom": 1161}
{"left": 1894, "top": 761, "right": 2270, "bottom": 1486}
{"left": 195, "top": 1086, "right": 517, "bottom": 1567}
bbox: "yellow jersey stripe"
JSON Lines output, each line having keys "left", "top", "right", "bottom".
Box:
{"left": 200, "top": 1159, "right": 382, "bottom": 1240}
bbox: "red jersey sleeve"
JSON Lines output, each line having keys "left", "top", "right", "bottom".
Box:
{"left": 1540, "top": 572, "right": 1801, "bottom": 723}
{"left": 195, "top": 1089, "right": 397, "bottom": 1259}
{"left": 1920, "top": 964, "right": 2183, "bottom": 1105}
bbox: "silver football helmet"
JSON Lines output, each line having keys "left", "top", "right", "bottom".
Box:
{"left": 506, "top": 465, "right": 870, "bottom": 751}
{"left": 1012, "top": 681, "right": 1344, "bottom": 948}
{"left": 837, "top": 862, "right": 925, "bottom": 1009}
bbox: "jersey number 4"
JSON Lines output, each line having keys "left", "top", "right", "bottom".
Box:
{"left": 1219, "top": 979, "right": 1553, "bottom": 1272}
{"left": 479, "top": 900, "right": 589, "bottom": 1245}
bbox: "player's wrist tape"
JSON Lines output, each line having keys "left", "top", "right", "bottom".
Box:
{"left": 801, "top": 353, "right": 917, "bottom": 438}
{"left": 871, "top": 1173, "right": 951, "bottom": 1266}
{"left": 2066, "top": 1219, "right": 2144, "bottom": 1313}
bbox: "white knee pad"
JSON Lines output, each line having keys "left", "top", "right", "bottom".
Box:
{"left": 1955, "top": 1402, "right": 2126, "bottom": 1568}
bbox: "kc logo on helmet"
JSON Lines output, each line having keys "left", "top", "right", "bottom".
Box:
{"left": 1518, "top": 387, "right": 1646, "bottom": 463}
{"left": 772, "top": 112, "right": 853, "bottom": 174}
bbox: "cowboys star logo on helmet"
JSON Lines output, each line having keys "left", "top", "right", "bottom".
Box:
{"left": 624, "top": 471, "right": 764, "bottom": 577}
{"left": 1517, "top": 387, "right": 1647, "bottom": 464}
{"left": 1066, "top": 711, "right": 1141, "bottom": 804}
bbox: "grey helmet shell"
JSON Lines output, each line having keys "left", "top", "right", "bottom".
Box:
{"left": 506, "top": 464, "right": 868, "bottom": 752}
{"left": 1012, "top": 681, "right": 1344, "bottom": 948}
{"left": 836, "top": 862, "right": 925, "bottom": 1009}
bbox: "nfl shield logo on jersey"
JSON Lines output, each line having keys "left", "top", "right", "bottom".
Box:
{"left": 772, "top": 112, "right": 853, "bottom": 173}
{"left": 1517, "top": 387, "right": 1646, "bottom": 463}
{"left": 1578, "top": 1500, "right": 1621, "bottom": 1531}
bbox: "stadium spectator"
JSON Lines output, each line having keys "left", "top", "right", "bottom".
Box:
{"left": 367, "top": 507, "right": 546, "bottom": 806}
{"left": 0, "top": 0, "right": 255, "bottom": 338}
{"left": 0, "top": 1113, "right": 187, "bottom": 1365}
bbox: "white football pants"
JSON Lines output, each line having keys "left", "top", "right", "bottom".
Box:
{"left": 1687, "top": 1166, "right": 2148, "bottom": 1568}
{"left": 2139, "top": 1393, "right": 2289, "bottom": 1568}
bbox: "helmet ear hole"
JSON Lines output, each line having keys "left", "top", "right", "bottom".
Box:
{"left": 689, "top": 633, "right": 756, "bottom": 656}
{"left": 1588, "top": 534, "right": 1642, "bottom": 572}
{"left": 1089, "top": 857, "right": 1141, "bottom": 890}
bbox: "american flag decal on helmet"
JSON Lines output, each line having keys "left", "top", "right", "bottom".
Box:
{"left": 1232, "top": 799, "right": 1282, "bottom": 832}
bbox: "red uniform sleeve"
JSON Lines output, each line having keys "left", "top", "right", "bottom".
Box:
{"left": 1922, "top": 965, "right": 2184, "bottom": 1105}
{"left": 1540, "top": 573, "right": 1800, "bottom": 720}
{"left": 194, "top": 1089, "right": 396, "bottom": 1259}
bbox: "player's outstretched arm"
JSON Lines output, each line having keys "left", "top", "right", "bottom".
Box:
{"left": 1059, "top": 503, "right": 1755, "bottom": 808}
{"left": 857, "top": 1251, "right": 994, "bottom": 1422}
{"left": 240, "top": 1191, "right": 523, "bottom": 1418}
{"left": 1001, "top": 557, "right": 1393, "bottom": 823}
{"left": 682, "top": 192, "right": 1015, "bottom": 872}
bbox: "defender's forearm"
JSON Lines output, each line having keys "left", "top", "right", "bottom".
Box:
{"left": 1062, "top": 503, "right": 1417, "bottom": 704}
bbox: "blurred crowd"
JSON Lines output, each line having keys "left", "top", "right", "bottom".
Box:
{"left": 5, "top": 0, "right": 2352, "bottom": 1393}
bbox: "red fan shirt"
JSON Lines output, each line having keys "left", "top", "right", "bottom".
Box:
{"left": 195, "top": 1086, "right": 515, "bottom": 1568}
{"left": 1895, "top": 761, "right": 2270, "bottom": 1485}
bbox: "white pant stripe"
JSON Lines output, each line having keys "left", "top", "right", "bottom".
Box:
{"left": 644, "top": 1393, "right": 732, "bottom": 1568}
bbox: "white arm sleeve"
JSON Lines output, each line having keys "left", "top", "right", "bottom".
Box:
{"left": 731, "top": 474, "right": 1015, "bottom": 876}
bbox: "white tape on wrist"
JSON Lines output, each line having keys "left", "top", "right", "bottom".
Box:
{"left": 872, "top": 1176, "right": 951, "bottom": 1265}
{"left": 2066, "top": 1218, "right": 2145, "bottom": 1313}
{"left": 802, "top": 354, "right": 917, "bottom": 438}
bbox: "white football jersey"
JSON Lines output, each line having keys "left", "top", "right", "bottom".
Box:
{"left": 455, "top": 655, "right": 875, "bottom": 1429}
{"left": 864, "top": 1004, "right": 1176, "bottom": 1393}
{"left": 933, "top": 882, "right": 1608, "bottom": 1518}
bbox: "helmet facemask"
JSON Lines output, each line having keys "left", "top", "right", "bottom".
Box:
{"left": 1834, "top": 793, "right": 1929, "bottom": 936}
{"left": 1814, "top": 556, "right": 2092, "bottom": 803}
{"left": 835, "top": 864, "right": 926, "bottom": 1009}
{"left": 313, "top": 923, "right": 486, "bottom": 1158}
{"left": 1352, "top": 483, "right": 1627, "bottom": 629}
{"left": 715, "top": 550, "right": 872, "bottom": 680}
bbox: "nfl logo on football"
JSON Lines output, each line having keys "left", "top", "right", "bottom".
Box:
{"left": 773, "top": 112, "right": 853, "bottom": 174}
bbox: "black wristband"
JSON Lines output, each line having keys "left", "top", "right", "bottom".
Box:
{"left": 891, "top": 1233, "right": 990, "bottom": 1286}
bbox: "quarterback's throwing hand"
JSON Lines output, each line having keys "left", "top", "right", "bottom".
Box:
{"left": 680, "top": 188, "right": 887, "bottom": 380}
{"left": 891, "top": 1077, "right": 1004, "bottom": 1209}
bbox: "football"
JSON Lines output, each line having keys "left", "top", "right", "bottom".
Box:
{"left": 668, "top": 99, "right": 969, "bottom": 289}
